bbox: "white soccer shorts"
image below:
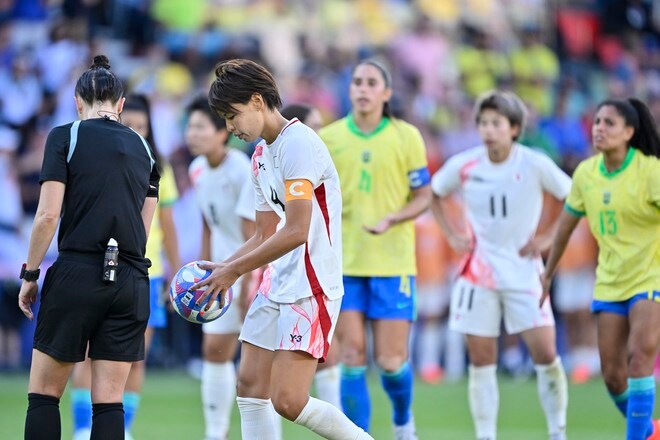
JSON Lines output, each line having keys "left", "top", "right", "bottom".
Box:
{"left": 449, "top": 276, "right": 555, "bottom": 337}
{"left": 239, "top": 292, "right": 341, "bottom": 361}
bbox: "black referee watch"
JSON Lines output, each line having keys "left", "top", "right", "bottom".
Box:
{"left": 20, "top": 263, "right": 40, "bottom": 282}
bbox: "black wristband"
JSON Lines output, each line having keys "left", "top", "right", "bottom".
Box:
{"left": 20, "top": 263, "right": 40, "bottom": 282}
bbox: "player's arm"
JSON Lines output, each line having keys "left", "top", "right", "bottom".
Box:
{"left": 539, "top": 210, "right": 581, "bottom": 306}
{"left": 231, "top": 198, "right": 311, "bottom": 274}
{"left": 201, "top": 216, "right": 212, "bottom": 262}
{"left": 429, "top": 155, "right": 472, "bottom": 253}
{"left": 194, "top": 185, "right": 312, "bottom": 310}
{"left": 364, "top": 184, "right": 432, "bottom": 235}
{"left": 18, "top": 180, "right": 65, "bottom": 320}
{"left": 238, "top": 217, "right": 257, "bottom": 317}
{"left": 160, "top": 205, "right": 181, "bottom": 272}
{"left": 520, "top": 196, "right": 564, "bottom": 257}
{"left": 430, "top": 192, "right": 472, "bottom": 254}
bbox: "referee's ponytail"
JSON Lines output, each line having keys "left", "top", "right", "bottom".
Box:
{"left": 75, "top": 55, "right": 124, "bottom": 105}
{"left": 597, "top": 98, "right": 660, "bottom": 158}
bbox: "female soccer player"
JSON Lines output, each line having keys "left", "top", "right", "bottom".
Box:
{"left": 319, "top": 59, "right": 432, "bottom": 439}
{"left": 69, "top": 93, "right": 180, "bottom": 440}
{"left": 431, "top": 90, "right": 570, "bottom": 440}
{"left": 541, "top": 98, "right": 660, "bottom": 440}
{"left": 18, "top": 55, "right": 160, "bottom": 440}
{"left": 281, "top": 103, "right": 341, "bottom": 409}
{"left": 193, "top": 59, "right": 372, "bottom": 440}
{"left": 186, "top": 95, "right": 256, "bottom": 440}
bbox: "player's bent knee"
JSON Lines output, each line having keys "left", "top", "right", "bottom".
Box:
{"left": 271, "top": 391, "right": 308, "bottom": 421}
{"left": 340, "top": 346, "right": 367, "bottom": 366}
{"left": 532, "top": 350, "right": 557, "bottom": 366}
{"left": 375, "top": 355, "right": 406, "bottom": 373}
{"left": 601, "top": 367, "right": 628, "bottom": 392}
{"left": 628, "top": 346, "right": 656, "bottom": 376}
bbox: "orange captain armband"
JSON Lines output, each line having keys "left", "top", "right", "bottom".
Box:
{"left": 285, "top": 179, "right": 313, "bottom": 201}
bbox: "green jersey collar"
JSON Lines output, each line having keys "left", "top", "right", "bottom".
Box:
{"left": 599, "top": 147, "right": 636, "bottom": 178}
{"left": 347, "top": 113, "right": 390, "bottom": 138}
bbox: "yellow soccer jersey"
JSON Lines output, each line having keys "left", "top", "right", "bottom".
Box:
{"left": 146, "top": 163, "right": 179, "bottom": 277}
{"left": 565, "top": 148, "right": 660, "bottom": 302}
{"left": 319, "top": 114, "right": 429, "bottom": 277}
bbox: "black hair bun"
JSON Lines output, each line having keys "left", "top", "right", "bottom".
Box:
{"left": 91, "top": 55, "right": 111, "bottom": 70}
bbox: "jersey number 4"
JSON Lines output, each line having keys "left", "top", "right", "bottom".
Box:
{"left": 489, "top": 194, "right": 507, "bottom": 218}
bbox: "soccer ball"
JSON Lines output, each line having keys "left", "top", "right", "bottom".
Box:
{"left": 169, "top": 261, "right": 232, "bottom": 324}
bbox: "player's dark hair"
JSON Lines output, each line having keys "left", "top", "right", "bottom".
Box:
{"left": 208, "top": 59, "right": 282, "bottom": 117}
{"left": 123, "top": 94, "right": 162, "bottom": 167}
{"left": 281, "top": 104, "right": 313, "bottom": 123}
{"left": 352, "top": 59, "right": 393, "bottom": 119}
{"left": 187, "top": 95, "right": 227, "bottom": 131}
{"left": 474, "top": 90, "right": 527, "bottom": 141}
{"left": 596, "top": 98, "right": 660, "bottom": 158}
{"left": 75, "top": 55, "right": 124, "bottom": 105}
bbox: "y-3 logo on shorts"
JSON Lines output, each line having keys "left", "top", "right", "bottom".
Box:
{"left": 290, "top": 334, "right": 303, "bottom": 343}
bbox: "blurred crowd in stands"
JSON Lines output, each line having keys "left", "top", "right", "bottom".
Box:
{"left": 1, "top": 0, "right": 659, "bottom": 383}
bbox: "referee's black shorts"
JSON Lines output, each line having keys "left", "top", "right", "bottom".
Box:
{"left": 34, "top": 252, "right": 150, "bottom": 363}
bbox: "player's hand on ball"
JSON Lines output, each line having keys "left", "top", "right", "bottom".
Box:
{"left": 539, "top": 273, "right": 552, "bottom": 307}
{"left": 18, "top": 280, "right": 38, "bottom": 320}
{"left": 191, "top": 262, "right": 240, "bottom": 311}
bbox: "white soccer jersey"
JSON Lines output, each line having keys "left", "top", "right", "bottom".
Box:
{"left": 251, "top": 118, "right": 343, "bottom": 303}
{"left": 189, "top": 149, "right": 256, "bottom": 262}
{"left": 432, "top": 144, "right": 571, "bottom": 291}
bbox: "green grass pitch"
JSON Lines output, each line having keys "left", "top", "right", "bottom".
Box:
{"left": 0, "top": 371, "right": 652, "bottom": 439}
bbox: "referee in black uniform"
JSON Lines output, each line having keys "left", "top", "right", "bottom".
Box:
{"left": 18, "top": 55, "right": 160, "bottom": 440}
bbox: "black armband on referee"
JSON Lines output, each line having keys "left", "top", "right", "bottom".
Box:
{"left": 147, "top": 184, "right": 159, "bottom": 199}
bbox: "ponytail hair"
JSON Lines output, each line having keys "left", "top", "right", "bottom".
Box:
{"left": 75, "top": 55, "right": 124, "bottom": 105}
{"left": 597, "top": 98, "right": 660, "bottom": 158}
{"left": 352, "top": 58, "right": 393, "bottom": 119}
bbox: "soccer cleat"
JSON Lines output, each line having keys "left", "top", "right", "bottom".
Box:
{"left": 646, "top": 419, "right": 660, "bottom": 440}
{"left": 394, "top": 416, "right": 418, "bottom": 440}
{"left": 125, "top": 431, "right": 135, "bottom": 440}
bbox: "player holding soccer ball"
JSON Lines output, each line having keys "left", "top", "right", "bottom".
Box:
{"left": 193, "top": 59, "right": 372, "bottom": 440}
{"left": 541, "top": 98, "right": 660, "bottom": 440}
{"left": 184, "top": 96, "right": 257, "bottom": 440}
{"left": 431, "top": 91, "right": 570, "bottom": 440}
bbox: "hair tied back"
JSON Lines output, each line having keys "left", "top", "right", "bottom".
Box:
{"left": 91, "top": 55, "right": 111, "bottom": 70}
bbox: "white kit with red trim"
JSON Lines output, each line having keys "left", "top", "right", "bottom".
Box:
{"left": 251, "top": 118, "right": 344, "bottom": 303}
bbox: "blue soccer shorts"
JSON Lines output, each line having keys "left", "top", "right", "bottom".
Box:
{"left": 341, "top": 275, "right": 417, "bottom": 321}
{"left": 591, "top": 290, "right": 660, "bottom": 316}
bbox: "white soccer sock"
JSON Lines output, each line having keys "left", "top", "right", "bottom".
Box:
{"left": 294, "top": 396, "right": 374, "bottom": 440}
{"left": 445, "top": 328, "right": 466, "bottom": 381}
{"left": 270, "top": 401, "right": 283, "bottom": 440}
{"left": 314, "top": 366, "right": 341, "bottom": 408}
{"left": 535, "top": 357, "right": 568, "bottom": 436}
{"left": 202, "top": 361, "right": 236, "bottom": 440}
{"left": 236, "top": 397, "right": 278, "bottom": 440}
{"left": 418, "top": 320, "right": 444, "bottom": 370}
{"left": 469, "top": 364, "right": 499, "bottom": 440}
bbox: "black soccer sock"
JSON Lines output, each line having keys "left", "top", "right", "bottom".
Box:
{"left": 25, "top": 393, "right": 61, "bottom": 440}
{"left": 91, "top": 402, "right": 124, "bottom": 440}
